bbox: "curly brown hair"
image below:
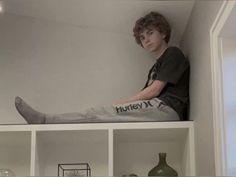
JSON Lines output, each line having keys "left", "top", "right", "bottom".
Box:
{"left": 133, "top": 12, "right": 171, "bottom": 46}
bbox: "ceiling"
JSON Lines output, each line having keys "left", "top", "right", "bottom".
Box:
{"left": 0, "top": 0, "right": 195, "bottom": 45}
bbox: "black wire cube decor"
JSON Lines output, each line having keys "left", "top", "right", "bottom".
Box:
{"left": 58, "top": 163, "right": 91, "bottom": 177}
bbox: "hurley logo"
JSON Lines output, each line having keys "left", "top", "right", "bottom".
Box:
{"left": 115, "top": 101, "right": 154, "bottom": 113}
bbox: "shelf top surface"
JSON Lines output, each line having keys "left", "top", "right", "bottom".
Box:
{"left": 0, "top": 121, "right": 194, "bottom": 132}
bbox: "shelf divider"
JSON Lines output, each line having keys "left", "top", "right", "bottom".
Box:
{"left": 108, "top": 128, "right": 114, "bottom": 176}
{"left": 30, "top": 130, "right": 36, "bottom": 176}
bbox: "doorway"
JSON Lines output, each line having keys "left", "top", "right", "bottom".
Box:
{"left": 210, "top": 1, "right": 236, "bottom": 175}
{"left": 220, "top": 3, "right": 236, "bottom": 175}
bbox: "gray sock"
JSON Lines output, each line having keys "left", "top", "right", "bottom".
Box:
{"left": 15, "top": 96, "right": 46, "bottom": 124}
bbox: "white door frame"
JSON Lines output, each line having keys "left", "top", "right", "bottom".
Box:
{"left": 210, "top": 0, "right": 236, "bottom": 175}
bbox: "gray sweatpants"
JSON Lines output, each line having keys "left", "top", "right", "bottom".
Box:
{"left": 45, "top": 98, "right": 179, "bottom": 123}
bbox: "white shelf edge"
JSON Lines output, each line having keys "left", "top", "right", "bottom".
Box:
{"left": 30, "top": 130, "right": 36, "bottom": 176}
{"left": 188, "top": 125, "right": 196, "bottom": 175}
{"left": 108, "top": 129, "right": 113, "bottom": 176}
{"left": 0, "top": 121, "right": 194, "bottom": 131}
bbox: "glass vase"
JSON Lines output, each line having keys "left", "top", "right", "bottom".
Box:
{"left": 148, "top": 153, "right": 178, "bottom": 176}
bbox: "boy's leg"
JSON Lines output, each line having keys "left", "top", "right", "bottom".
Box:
{"left": 15, "top": 97, "right": 179, "bottom": 124}
{"left": 111, "top": 98, "right": 179, "bottom": 122}
{"left": 47, "top": 98, "right": 179, "bottom": 123}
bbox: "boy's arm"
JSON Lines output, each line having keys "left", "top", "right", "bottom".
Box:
{"left": 113, "top": 80, "right": 167, "bottom": 105}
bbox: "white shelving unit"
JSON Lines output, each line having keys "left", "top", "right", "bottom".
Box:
{"left": 0, "top": 121, "right": 195, "bottom": 176}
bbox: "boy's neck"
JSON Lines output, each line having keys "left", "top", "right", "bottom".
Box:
{"left": 153, "top": 43, "right": 168, "bottom": 59}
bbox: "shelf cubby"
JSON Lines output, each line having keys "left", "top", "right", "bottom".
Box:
{"left": 34, "top": 130, "right": 108, "bottom": 176}
{"left": 0, "top": 131, "right": 31, "bottom": 176}
{"left": 113, "top": 128, "right": 189, "bottom": 176}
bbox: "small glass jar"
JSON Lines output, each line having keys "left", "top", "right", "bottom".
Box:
{"left": 0, "top": 169, "right": 15, "bottom": 177}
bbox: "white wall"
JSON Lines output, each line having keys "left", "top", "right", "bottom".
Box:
{"left": 181, "top": 1, "right": 223, "bottom": 175}
{"left": 222, "top": 37, "right": 236, "bottom": 176}
{"left": 0, "top": 13, "right": 155, "bottom": 124}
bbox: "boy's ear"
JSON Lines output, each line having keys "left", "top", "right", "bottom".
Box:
{"left": 162, "top": 33, "right": 166, "bottom": 39}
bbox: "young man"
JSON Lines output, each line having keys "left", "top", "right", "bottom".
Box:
{"left": 15, "top": 12, "right": 189, "bottom": 124}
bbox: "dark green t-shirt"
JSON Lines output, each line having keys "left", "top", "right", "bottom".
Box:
{"left": 143, "top": 47, "right": 190, "bottom": 120}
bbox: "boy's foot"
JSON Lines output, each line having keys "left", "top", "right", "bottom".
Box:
{"left": 15, "top": 96, "right": 46, "bottom": 124}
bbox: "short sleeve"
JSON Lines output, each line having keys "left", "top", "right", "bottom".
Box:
{"left": 154, "top": 48, "right": 189, "bottom": 84}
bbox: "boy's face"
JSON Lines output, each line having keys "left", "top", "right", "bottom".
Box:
{"left": 139, "top": 27, "right": 167, "bottom": 53}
